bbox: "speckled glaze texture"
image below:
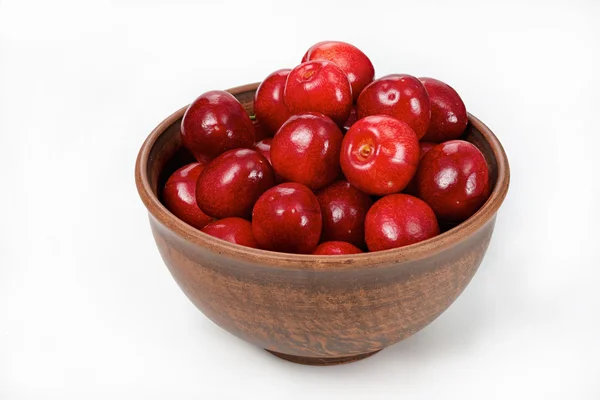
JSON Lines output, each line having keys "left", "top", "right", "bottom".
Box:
{"left": 341, "top": 115, "right": 420, "bottom": 196}
{"left": 181, "top": 90, "right": 255, "bottom": 161}
{"left": 312, "top": 241, "right": 363, "bottom": 255}
{"left": 162, "top": 162, "right": 214, "bottom": 230}
{"left": 135, "top": 83, "right": 510, "bottom": 366}
{"left": 252, "top": 183, "right": 322, "bottom": 254}
{"left": 201, "top": 217, "right": 260, "bottom": 249}
{"left": 316, "top": 180, "right": 372, "bottom": 248}
{"left": 302, "top": 41, "right": 375, "bottom": 102}
{"left": 196, "top": 148, "right": 275, "bottom": 219}
{"left": 420, "top": 77, "right": 468, "bottom": 142}
{"left": 357, "top": 74, "right": 431, "bottom": 139}
{"left": 365, "top": 194, "right": 440, "bottom": 252}
{"left": 284, "top": 60, "right": 352, "bottom": 125}
{"left": 254, "top": 69, "right": 292, "bottom": 135}
{"left": 417, "top": 140, "right": 491, "bottom": 223}
{"left": 271, "top": 113, "right": 343, "bottom": 190}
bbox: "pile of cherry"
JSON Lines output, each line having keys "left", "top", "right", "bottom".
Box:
{"left": 162, "top": 41, "right": 491, "bottom": 255}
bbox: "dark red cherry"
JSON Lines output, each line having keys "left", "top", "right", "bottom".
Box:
{"left": 365, "top": 194, "right": 439, "bottom": 252}
{"left": 420, "top": 77, "right": 468, "bottom": 142}
{"left": 271, "top": 113, "right": 343, "bottom": 190}
{"left": 254, "top": 69, "right": 292, "bottom": 135}
{"left": 357, "top": 74, "right": 431, "bottom": 139}
{"left": 254, "top": 138, "right": 273, "bottom": 163}
{"left": 196, "top": 148, "right": 275, "bottom": 219}
{"left": 302, "top": 41, "right": 375, "bottom": 102}
{"left": 284, "top": 60, "right": 352, "bottom": 125}
{"left": 252, "top": 183, "right": 322, "bottom": 254}
{"left": 312, "top": 241, "right": 363, "bottom": 255}
{"left": 254, "top": 138, "right": 284, "bottom": 183}
{"left": 253, "top": 119, "right": 272, "bottom": 141}
{"left": 316, "top": 180, "right": 372, "bottom": 248}
{"left": 343, "top": 106, "right": 358, "bottom": 132}
{"left": 403, "top": 141, "right": 437, "bottom": 195}
{"left": 340, "top": 115, "right": 420, "bottom": 195}
{"left": 417, "top": 140, "right": 491, "bottom": 222}
{"left": 162, "top": 162, "right": 214, "bottom": 230}
{"left": 201, "top": 217, "right": 260, "bottom": 249}
{"left": 181, "top": 90, "right": 255, "bottom": 161}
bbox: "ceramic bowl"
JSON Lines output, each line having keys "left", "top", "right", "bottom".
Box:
{"left": 135, "top": 83, "right": 510, "bottom": 366}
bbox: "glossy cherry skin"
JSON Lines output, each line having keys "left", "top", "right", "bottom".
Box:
{"left": 252, "top": 183, "right": 322, "bottom": 254}
{"left": 284, "top": 60, "right": 352, "bottom": 126}
{"left": 312, "top": 241, "right": 363, "bottom": 255}
{"left": 340, "top": 115, "right": 420, "bottom": 196}
{"left": 418, "top": 142, "right": 437, "bottom": 157}
{"left": 196, "top": 148, "right": 275, "bottom": 219}
{"left": 302, "top": 41, "right": 375, "bottom": 102}
{"left": 403, "top": 141, "right": 437, "bottom": 195}
{"left": 254, "top": 138, "right": 273, "bottom": 164}
{"left": 162, "top": 163, "right": 214, "bottom": 230}
{"left": 420, "top": 77, "right": 468, "bottom": 142}
{"left": 417, "top": 140, "right": 491, "bottom": 222}
{"left": 365, "top": 194, "right": 440, "bottom": 252}
{"left": 254, "top": 69, "right": 292, "bottom": 135}
{"left": 357, "top": 74, "right": 431, "bottom": 139}
{"left": 343, "top": 106, "right": 358, "bottom": 132}
{"left": 271, "top": 113, "right": 343, "bottom": 190}
{"left": 181, "top": 90, "right": 255, "bottom": 161}
{"left": 316, "top": 180, "right": 372, "bottom": 248}
{"left": 201, "top": 217, "right": 260, "bottom": 249}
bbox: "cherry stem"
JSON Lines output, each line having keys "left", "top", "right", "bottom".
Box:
{"left": 359, "top": 144, "right": 373, "bottom": 159}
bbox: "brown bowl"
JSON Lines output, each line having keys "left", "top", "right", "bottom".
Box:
{"left": 135, "top": 83, "right": 510, "bottom": 366}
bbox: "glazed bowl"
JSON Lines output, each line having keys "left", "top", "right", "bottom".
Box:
{"left": 135, "top": 83, "right": 510, "bottom": 366}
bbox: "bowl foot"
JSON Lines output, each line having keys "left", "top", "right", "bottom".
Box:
{"left": 266, "top": 349, "right": 381, "bottom": 366}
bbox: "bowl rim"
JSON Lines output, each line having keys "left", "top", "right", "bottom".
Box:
{"left": 135, "top": 82, "right": 510, "bottom": 271}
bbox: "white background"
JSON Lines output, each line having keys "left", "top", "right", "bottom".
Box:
{"left": 1, "top": 0, "right": 599, "bottom": 398}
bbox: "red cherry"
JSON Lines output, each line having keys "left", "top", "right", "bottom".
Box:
{"left": 403, "top": 141, "right": 437, "bottom": 195}
{"left": 254, "top": 69, "right": 292, "bottom": 134}
{"left": 181, "top": 90, "right": 255, "bottom": 161}
{"left": 420, "top": 77, "right": 468, "bottom": 142}
{"left": 201, "top": 217, "right": 260, "bottom": 249}
{"left": 357, "top": 74, "right": 431, "bottom": 139}
{"left": 343, "top": 106, "right": 358, "bottom": 132}
{"left": 162, "top": 163, "right": 214, "bottom": 230}
{"left": 196, "top": 148, "right": 275, "bottom": 219}
{"left": 312, "top": 241, "right": 363, "bottom": 255}
{"left": 271, "top": 113, "right": 343, "bottom": 190}
{"left": 253, "top": 119, "right": 272, "bottom": 141}
{"left": 284, "top": 60, "right": 352, "bottom": 125}
{"left": 418, "top": 142, "right": 437, "bottom": 157}
{"left": 302, "top": 41, "right": 375, "bottom": 102}
{"left": 252, "top": 183, "right": 322, "bottom": 254}
{"left": 417, "top": 140, "right": 490, "bottom": 222}
{"left": 316, "top": 180, "right": 372, "bottom": 248}
{"left": 254, "top": 138, "right": 284, "bottom": 183}
{"left": 365, "top": 194, "right": 439, "bottom": 252}
{"left": 254, "top": 138, "right": 273, "bottom": 164}
{"left": 340, "top": 115, "right": 420, "bottom": 196}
